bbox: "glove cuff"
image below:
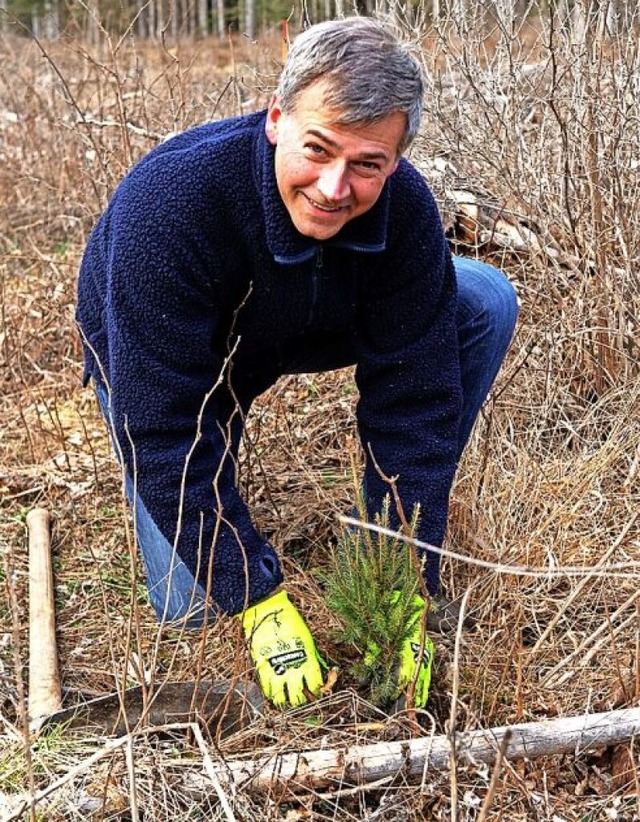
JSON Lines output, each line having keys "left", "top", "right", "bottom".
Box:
{"left": 240, "top": 589, "right": 289, "bottom": 633}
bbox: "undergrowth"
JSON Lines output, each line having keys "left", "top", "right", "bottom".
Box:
{"left": 1, "top": 3, "right": 639, "bottom": 820}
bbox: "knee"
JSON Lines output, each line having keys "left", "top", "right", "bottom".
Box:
{"left": 491, "top": 265, "right": 519, "bottom": 322}
{"left": 454, "top": 257, "right": 519, "bottom": 347}
{"left": 484, "top": 267, "right": 519, "bottom": 347}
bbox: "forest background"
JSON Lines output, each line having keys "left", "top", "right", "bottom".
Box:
{"left": 1, "top": 0, "right": 639, "bottom": 819}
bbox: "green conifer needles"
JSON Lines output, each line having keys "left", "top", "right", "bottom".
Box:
{"left": 321, "top": 497, "right": 426, "bottom": 708}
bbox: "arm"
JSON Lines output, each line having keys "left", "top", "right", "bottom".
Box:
{"left": 354, "top": 166, "right": 461, "bottom": 593}
{"left": 82, "top": 166, "right": 282, "bottom": 615}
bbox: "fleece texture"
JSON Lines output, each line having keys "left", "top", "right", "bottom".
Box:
{"left": 77, "top": 111, "right": 462, "bottom": 615}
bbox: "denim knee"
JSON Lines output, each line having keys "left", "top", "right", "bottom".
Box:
{"left": 453, "top": 256, "right": 519, "bottom": 454}
{"left": 455, "top": 257, "right": 519, "bottom": 350}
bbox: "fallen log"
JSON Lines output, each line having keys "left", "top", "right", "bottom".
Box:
{"left": 209, "top": 707, "right": 640, "bottom": 793}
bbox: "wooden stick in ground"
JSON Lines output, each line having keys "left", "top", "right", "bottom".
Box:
{"left": 26, "top": 508, "right": 62, "bottom": 722}
{"left": 205, "top": 707, "right": 640, "bottom": 793}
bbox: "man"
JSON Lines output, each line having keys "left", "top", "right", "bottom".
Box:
{"left": 77, "top": 17, "right": 518, "bottom": 709}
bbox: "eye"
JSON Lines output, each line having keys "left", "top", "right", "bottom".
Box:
{"left": 354, "top": 160, "right": 382, "bottom": 177}
{"left": 305, "top": 142, "right": 327, "bottom": 157}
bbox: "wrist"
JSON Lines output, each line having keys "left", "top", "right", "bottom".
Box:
{"left": 253, "top": 585, "right": 284, "bottom": 605}
{"left": 240, "top": 587, "right": 290, "bottom": 632}
{"left": 237, "top": 585, "right": 284, "bottom": 617}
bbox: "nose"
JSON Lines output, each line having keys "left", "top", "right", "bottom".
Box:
{"left": 317, "top": 161, "right": 350, "bottom": 202}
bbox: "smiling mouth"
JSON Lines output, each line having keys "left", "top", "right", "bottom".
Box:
{"left": 304, "top": 193, "right": 346, "bottom": 213}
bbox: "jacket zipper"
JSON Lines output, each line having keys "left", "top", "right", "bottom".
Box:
{"left": 307, "top": 245, "right": 323, "bottom": 326}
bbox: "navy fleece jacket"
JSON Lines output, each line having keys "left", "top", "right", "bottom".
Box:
{"left": 77, "top": 111, "right": 462, "bottom": 614}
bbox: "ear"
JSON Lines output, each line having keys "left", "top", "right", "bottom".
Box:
{"left": 389, "top": 157, "right": 401, "bottom": 176}
{"left": 265, "top": 93, "right": 283, "bottom": 146}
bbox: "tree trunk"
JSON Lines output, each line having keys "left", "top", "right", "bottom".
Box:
{"left": 147, "top": 0, "right": 156, "bottom": 39}
{"left": 197, "top": 0, "right": 209, "bottom": 36}
{"left": 82, "top": 1, "right": 100, "bottom": 43}
{"left": 245, "top": 0, "right": 255, "bottom": 39}
{"left": 199, "top": 708, "right": 640, "bottom": 793}
{"left": 43, "top": 0, "right": 60, "bottom": 39}
{"left": 135, "top": 0, "right": 147, "bottom": 39}
{"left": 31, "top": 10, "right": 42, "bottom": 38}
{"left": 170, "top": 0, "right": 179, "bottom": 40}
{"left": 604, "top": 0, "right": 623, "bottom": 35}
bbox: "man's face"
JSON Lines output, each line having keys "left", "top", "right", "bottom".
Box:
{"left": 265, "top": 81, "right": 405, "bottom": 240}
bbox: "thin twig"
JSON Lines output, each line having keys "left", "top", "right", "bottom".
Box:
{"left": 477, "top": 729, "right": 513, "bottom": 822}
{"left": 191, "top": 722, "right": 237, "bottom": 822}
{"left": 340, "top": 517, "right": 640, "bottom": 581}
{"left": 125, "top": 737, "right": 140, "bottom": 822}
{"left": 448, "top": 589, "right": 470, "bottom": 822}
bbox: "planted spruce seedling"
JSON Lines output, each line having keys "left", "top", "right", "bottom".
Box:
{"left": 321, "top": 496, "right": 427, "bottom": 709}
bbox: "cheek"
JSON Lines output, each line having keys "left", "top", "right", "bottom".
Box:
{"left": 352, "top": 178, "right": 386, "bottom": 207}
{"left": 277, "top": 153, "right": 318, "bottom": 191}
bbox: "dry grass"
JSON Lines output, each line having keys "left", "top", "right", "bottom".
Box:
{"left": 1, "top": 6, "right": 639, "bottom": 820}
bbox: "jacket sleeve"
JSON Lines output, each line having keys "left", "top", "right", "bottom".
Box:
{"left": 354, "top": 166, "right": 462, "bottom": 594}
{"left": 83, "top": 165, "right": 282, "bottom": 615}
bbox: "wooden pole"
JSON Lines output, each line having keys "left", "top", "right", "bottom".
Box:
{"left": 27, "top": 508, "right": 62, "bottom": 721}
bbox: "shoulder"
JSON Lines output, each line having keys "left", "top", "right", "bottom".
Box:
{"left": 388, "top": 158, "right": 440, "bottom": 220}
{"left": 383, "top": 158, "right": 447, "bottom": 258}
{"left": 141, "top": 111, "right": 264, "bottom": 165}
{"left": 112, "top": 112, "right": 265, "bottom": 213}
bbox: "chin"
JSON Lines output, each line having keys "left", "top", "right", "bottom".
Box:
{"left": 304, "top": 226, "right": 342, "bottom": 240}
{"left": 293, "top": 215, "right": 345, "bottom": 240}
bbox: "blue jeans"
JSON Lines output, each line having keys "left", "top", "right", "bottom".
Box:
{"left": 454, "top": 257, "right": 519, "bottom": 456}
{"left": 97, "top": 256, "right": 518, "bottom": 626}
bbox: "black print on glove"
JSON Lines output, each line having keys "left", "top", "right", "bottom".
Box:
{"left": 268, "top": 641, "right": 307, "bottom": 675}
{"left": 410, "top": 642, "right": 432, "bottom": 667}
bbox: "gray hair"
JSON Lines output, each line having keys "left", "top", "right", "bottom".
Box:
{"left": 276, "top": 16, "right": 424, "bottom": 153}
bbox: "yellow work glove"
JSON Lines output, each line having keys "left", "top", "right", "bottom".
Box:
{"left": 360, "top": 593, "right": 435, "bottom": 709}
{"left": 241, "top": 589, "right": 325, "bottom": 709}
{"left": 395, "top": 594, "right": 435, "bottom": 709}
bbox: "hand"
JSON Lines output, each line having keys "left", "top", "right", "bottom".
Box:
{"left": 360, "top": 592, "right": 435, "bottom": 709}
{"left": 398, "top": 596, "right": 435, "bottom": 708}
{"left": 241, "top": 589, "right": 325, "bottom": 709}
{"left": 394, "top": 594, "right": 435, "bottom": 709}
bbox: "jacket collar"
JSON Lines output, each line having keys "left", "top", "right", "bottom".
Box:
{"left": 254, "top": 112, "right": 391, "bottom": 264}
